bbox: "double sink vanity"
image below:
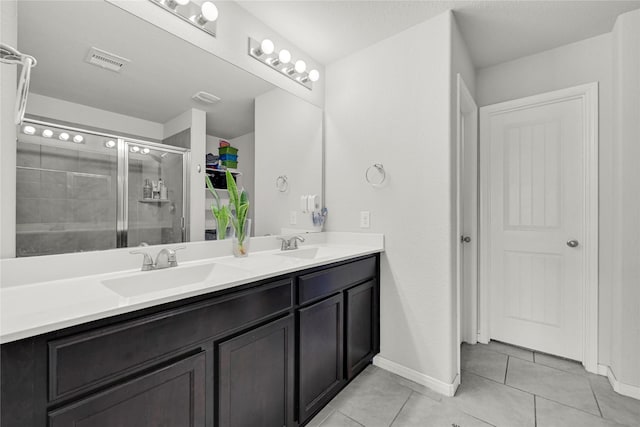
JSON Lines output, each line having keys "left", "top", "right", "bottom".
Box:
{"left": 0, "top": 232, "right": 384, "bottom": 427}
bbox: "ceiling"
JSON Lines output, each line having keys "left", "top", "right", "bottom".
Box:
{"left": 235, "top": 0, "right": 640, "bottom": 68}
{"left": 18, "top": 1, "right": 274, "bottom": 139}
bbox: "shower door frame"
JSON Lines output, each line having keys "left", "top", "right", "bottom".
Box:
{"left": 118, "top": 138, "right": 191, "bottom": 247}
{"left": 23, "top": 118, "right": 191, "bottom": 250}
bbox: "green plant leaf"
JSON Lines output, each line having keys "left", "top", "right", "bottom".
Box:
{"left": 205, "top": 175, "right": 221, "bottom": 210}
{"left": 225, "top": 170, "right": 240, "bottom": 214}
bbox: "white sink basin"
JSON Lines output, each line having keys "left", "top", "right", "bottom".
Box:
{"left": 102, "top": 263, "right": 234, "bottom": 297}
{"left": 275, "top": 247, "right": 330, "bottom": 260}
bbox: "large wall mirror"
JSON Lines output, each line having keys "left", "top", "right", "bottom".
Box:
{"left": 12, "top": 0, "right": 323, "bottom": 257}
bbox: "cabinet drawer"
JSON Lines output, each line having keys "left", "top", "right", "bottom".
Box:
{"left": 49, "top": 279, "right": 292, "bottom": 401}
{"left": 298, "top": 257, "right": 376, "bottom": 305}
{"left": 49, "top": 352, "right": 206, "bottom": 427}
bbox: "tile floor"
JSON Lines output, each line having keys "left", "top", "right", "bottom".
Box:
{"left": 307, "top": 341, "right": 640, "bottom": 427}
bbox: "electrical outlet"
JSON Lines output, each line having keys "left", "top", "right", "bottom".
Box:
{"left": 360, "top": 211, "right": 370, "bottom": 228}
{"left": 290, "top": 211, "right": 297, "bottom": 225}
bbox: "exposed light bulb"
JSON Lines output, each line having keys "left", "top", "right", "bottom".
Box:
{"left": 194, "top": 1, "right": 218, "bottom": 25}
{"left": 105, "top": 140, "right": 116, "bottom": 148}
{"left": 130, "top": 146, "right": 140, "bottom": 153}
{"left": 141, "top": 148, "right": 150, "bottom": 154}
{"left": 294, "top": 60, "right": 306, "bottom": 74}
{"left": 278, "top": 49, "right": 291, "bottom": 64}
{"left": 42, "top": 129, "right": 54, "bottom": 138}
{"left": 73, "top": 135, "right": 84, "bottom": 143}
{"left": 59, "top": 132, "right": 70, "bottom": 141}
{"left": 23, "top": 125, "right": 36, "bottom": 135}
{"left": 261, "top": 39, "right": 275, "bottom": 55}
{"left": 308, "top": 69, "right": 320, "bottom": 82}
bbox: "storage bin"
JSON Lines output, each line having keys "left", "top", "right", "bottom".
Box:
{"left": 221, "top": 160, "right": 238, "bottom": 168}
{"left": 218, "top": 146, "right": 238, "bottom": 155}
{"left": 219, "top": 154, "right": 238, "bottom": 162}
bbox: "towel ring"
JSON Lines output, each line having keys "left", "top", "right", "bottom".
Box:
{"left": 276, "top": 175, "right": 289, "bottom": 192}
{"left": 365, "top": 164, "right": 386, "bottom": 187}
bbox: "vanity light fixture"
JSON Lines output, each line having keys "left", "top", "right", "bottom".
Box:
{"left": 22, "top": 125, "right": 36, "bottom": 135}
{"left": 149, "top": 0, "right": 218, "bottom": 37}
{"left": 105, "top": 140, "right": 116, "bottom": 148}
{"left": 73, "top": 135, "right": 84, "bottom": 144}
{"left": 42, "top": 129, "right": 53, "bottom": 138}
{"left": 130, "top": 146, "right": 140, "bottom": 153}
{"left": 248, "top": 37, "right": 320, "bottom": 90}
{"left": 59, "top": 132, "right": 70, "bottom": 141}
{"left": 141, "top": 148, "right": 151, "bottom": 154}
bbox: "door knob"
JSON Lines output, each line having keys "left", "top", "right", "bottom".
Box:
{"left": 461, "top": 236, "right": 471, "bottom": 243}
{"left": 567, "top": 240, "right": 579, "bottom": 248}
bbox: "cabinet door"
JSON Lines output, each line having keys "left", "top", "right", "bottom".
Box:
{"left": 345, "top": 280, "right": 376, "bottom": 379}
{"left": 218, "top": 315, "right": 295, "bottom": 427}
{"left": 48, "top": 352, "right": 205, "bottom": 427}
{"left": 298, "top": 293, "right": 345, "bottom": 423}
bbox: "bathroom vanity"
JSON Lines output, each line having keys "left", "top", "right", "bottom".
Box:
{"left": 0, "top": 237, "right": 381, "bottom": 427}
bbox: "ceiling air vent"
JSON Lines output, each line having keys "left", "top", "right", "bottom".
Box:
{"left": 192, "top": 91, "right": 221, "bottom": 105}
{"left": 85, "top": 47, "right": 130, "bottom": 73}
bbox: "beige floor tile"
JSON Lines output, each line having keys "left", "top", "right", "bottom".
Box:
{"left": 330, "top": 367, "right": 412, "bottom": 427}
{"left": 446, "top": 371, "right": 535, "bottom": 427}
{"left": 506, "top": 357, "right": 600, "bottom": 415}
{"left": 534, "top": 352, "right": 590, "bottom": 377}
{"left": 590, "top": 375, "right": 640, "bottom": 427}
{"left": 320, "top": 411, "right": 364, "bottom": 427}
{"left": 536, "top": 396, "right": 624, "bottom": 427}
{"left": 462, "top": 343, "right": 509, "bottom": 383}
{"left": 391, "top": 393, "right": 493, "bottom": 427}
{"left": 307, "top": 404, "right": 337, "bottom": 427}
{"left": 485, "top": 341, "right": 534, "bottom": 362}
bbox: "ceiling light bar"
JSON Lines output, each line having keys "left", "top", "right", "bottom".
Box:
{"left": 248, "top": 37, "right": 320, "bottom": 90}
{"left": 149, "top": 0, "right": 218, "bottom": 37}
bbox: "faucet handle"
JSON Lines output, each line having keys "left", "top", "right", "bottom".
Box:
{"left": 167, "top": 246, "right": 186, "bottom": 266}
{"left": 276, "top": 237, "right": 288, "bottom": 251}
{"left": 289, "top": 235, "right": 305, "bottom": 249}
{"left": 130, "top": 250, "right": 153, "bottom": 271}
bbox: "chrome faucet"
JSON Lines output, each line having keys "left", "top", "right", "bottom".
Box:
{"left": 130, "top": 246, "right": 186, "bottom": 271}
{"left": 277, "top": 235, "right": 305, "bottom": 251}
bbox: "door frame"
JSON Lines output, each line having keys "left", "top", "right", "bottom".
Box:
{"left": 456, "top": 74, "right": 478, "bottom": 378}
{"left": 478, "top": 82, "right": 599, "bottom": 373}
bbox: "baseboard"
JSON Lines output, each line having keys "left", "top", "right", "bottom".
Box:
{"left": 373, "top": 356, "right": 459, "bottom": 397}
{"left": 598, "top": 364, "right": 640, "bottom": 400}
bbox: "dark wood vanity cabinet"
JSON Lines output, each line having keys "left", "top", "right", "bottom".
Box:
{"left": 298, "top": 293, "right": 345, "bottom": 422}
{"left": 0, "top": 254, "right": 379, "bottom": 427}
{"left": 218, "top": 315, "right": 295, "bottom": 427}
{"left": 48, "top": 352, "right": 206, "bottom": 427}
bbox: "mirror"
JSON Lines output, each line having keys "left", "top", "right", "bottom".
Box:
{"left": 12, "top": 0, "right": 324, "bottom": 257}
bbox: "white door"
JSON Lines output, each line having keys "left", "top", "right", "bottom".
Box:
{"left": 480, "top": 85, "right": 597, "bottom": 361}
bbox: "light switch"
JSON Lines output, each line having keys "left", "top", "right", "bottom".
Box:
{"left": 360, "top": 211, "right": 370, "bottom": 228}
{"left": 290, "top": 211, "right": 297, "bottom": 225}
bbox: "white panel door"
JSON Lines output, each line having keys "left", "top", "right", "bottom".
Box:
{"left": 483, "top": 97, "right": 584, "bottom": 360}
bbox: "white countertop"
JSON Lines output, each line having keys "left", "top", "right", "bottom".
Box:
{"left": 0, "top": 232, "right": 383, "bottom": 344}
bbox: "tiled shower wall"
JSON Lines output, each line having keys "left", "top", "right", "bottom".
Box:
{"left": 16, "top": 142, "right": 117, "bottom": 256}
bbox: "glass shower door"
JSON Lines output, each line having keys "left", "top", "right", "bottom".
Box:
{"left": 124, "top": 140, "right": 188, "bottom": 247}
{"left": 16, "top": 123, "right": 118, "bottom": 256}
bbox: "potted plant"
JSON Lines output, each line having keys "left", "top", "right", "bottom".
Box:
{"left": 225, "top": 170, "right": 251, "bottom": 256}
{"left": 205, "top": 174, "right": 231, "bottom": 240}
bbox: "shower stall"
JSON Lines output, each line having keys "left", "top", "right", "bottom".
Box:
{"left": 16, "top": 119, "right": 190, "bottom": 257}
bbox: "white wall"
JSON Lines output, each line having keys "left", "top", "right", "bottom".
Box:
{"left": 476, "top": 33, "right": 615, "bottom": 367}
{"left": 0, "top": 0, "right": 18, "bottom": 258}
{"left": 255, "top": 89, "right": 322, "bottom": 236}
{"left": 325, "top": 11, "right": 458, "bottom": 387}
{"left": 107, "top": 0, "right": 324, "bottom": 109}
{"left": 26, "top": 93, "right": 164, "bottom": 140}
{"left": 611, "top": 8, "right": 640, "bottom": 390}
